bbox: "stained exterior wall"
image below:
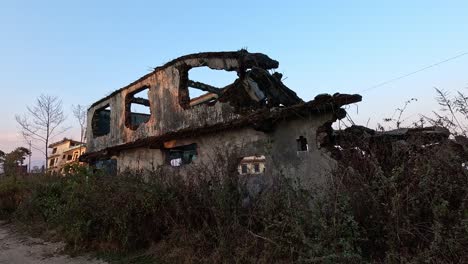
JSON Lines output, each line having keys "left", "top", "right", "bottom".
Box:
{"left": 86, "top": 58, "right": 244, "bottom": 154}
{"left": 83, "top": 51, "right": 361, "bottom": 189}
{"left": 113, "top": 113, "right": 335, "bottom": 188}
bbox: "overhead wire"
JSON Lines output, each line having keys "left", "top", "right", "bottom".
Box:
{"left": 360, "top": 51, "right": 468, "bottom": 93}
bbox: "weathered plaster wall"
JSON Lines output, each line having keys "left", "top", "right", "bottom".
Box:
{"left": 86, "top": 65, "right": 240, "bottom": 154}
{"left": 113, "top": 112, "right": 336, "bottom": 188}
{"left": 117, "top": 148, "right": 164, "bottom": 172}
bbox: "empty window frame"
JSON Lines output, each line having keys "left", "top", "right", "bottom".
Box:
{"left": 178, "top": 66, "right": 238, "bottom": 108}
{"left": 92, "top": 105, "right": 111, "bottom": 137}
{"left": 125, "top": 87, "right": 151, "bottom": 129}
{"left": 165, "top": 143, "right": 198, "bottom": 167}
{"left": 297, "top": 136, "right": 309, "bottom": 151}
{"left": 52, "top": 148, "right": 57, "bottom": 154}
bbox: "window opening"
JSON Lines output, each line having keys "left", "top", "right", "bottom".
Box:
{"left": 126, "top": 87, "right": 151, "bottom": 129}
{"left": 180, "top": 67, "right": 238, "bottom": 108}
{"left": 241, "top": 164, "right": 248, "bottom": 174}
{"left": 297, "top": 136, "right": 309, "bottom": 151}
{"left": 92, "top": 105, "right": 111, "bottom": 137}
{"left": 165, "top": 143, "right": 198, "bottom": 167}
{"left": 254, "top": 163, "right": 260, "bottom": 173}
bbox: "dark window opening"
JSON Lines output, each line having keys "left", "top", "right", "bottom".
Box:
{"left": 49, "top": 159, "right": 55, "bottom": 167}
{"left": 179, "top": 66, "right": 238, "bottom": 108}
{"left": 67, "top": 155, "right": 72, "bottom": 161}
{"left": 62, "top": 155, "right": 66, "bottom": 159}
{"left": 95, "top": 159, "right": 117, "bottom": 176}
{"left": 125, "top": 87, "right": 151, "bottom": 129}
{"left": 52, "top": 148, "right": 57, "bottom": 154}
{"left": 254, "top": 163, "right": 260, "bottom": 173}
{"left": 241, "top": 164, "right": 248, "bottom": 174}
{"left": 297, "top": 136, "right": 309, "bottom": 151}
{"left": 92, "top": 105, "right": 111, "bottom": 137}
{"left": 165, "top": 143, "right": 198, "bottom": 167}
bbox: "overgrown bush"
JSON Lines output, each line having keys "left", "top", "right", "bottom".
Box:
{"left": 0, "top": 177, "right": 30, "bottom": 217}
{"left": 0, "top": 135, "right": 467, "bottom": 264}
{"left": 334, "top": 130, "right": 468, "bottom": 263}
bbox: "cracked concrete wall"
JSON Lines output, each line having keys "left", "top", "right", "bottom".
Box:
{"left": 114, "top": 112, "right": 336, "bottom": 188}
{"left": 83, "top": 52, "right": 358, "bottom": 189}
{"left": 86, "top": 65, "right": 241, "bottom": 154}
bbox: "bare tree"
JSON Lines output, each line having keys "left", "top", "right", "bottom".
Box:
{"left": 15, "top": 94, "right": 68, "bottom": 169}
{"left": 72, "top": 104, "right": 87, "bottom": 155}
{"left": 0, "top": 150, "right": 5, "bottom": 175}
{"left": 72, "top": 104, "right": 87, "bottom": 143}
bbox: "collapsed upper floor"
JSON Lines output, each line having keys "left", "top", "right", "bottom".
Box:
{"left": 84, "top": 50, "right": 361, "bottom": 159}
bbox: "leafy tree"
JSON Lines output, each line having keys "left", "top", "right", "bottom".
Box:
{"left": 3, "top": 147, "right": 31, "bottom": 176}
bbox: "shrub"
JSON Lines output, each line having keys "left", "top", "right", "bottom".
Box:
{"left": 0, "top": 177, "right": 29, "bottom": 218}
{"left": 0, "top": 135, "right": 466, "bottom": 263}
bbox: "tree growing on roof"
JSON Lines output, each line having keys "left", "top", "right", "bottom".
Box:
{"left": 15, "top": 94, "right": 68, "bottom": 169}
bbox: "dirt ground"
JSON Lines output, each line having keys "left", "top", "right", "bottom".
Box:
{"left": 0, "top": 221, "right": 107, "bottom": 264}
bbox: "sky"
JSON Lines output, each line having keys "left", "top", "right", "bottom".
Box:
{"left": 1, "top": 0, "right": 467, "bottom": 167}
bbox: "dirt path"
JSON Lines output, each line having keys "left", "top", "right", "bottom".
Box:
{"left": 0, "top": 221, "right": 107, "bottom": 264}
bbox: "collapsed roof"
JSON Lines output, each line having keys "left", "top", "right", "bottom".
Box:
{"left": 82, "top": 50, "right": 362, "bottom": 161}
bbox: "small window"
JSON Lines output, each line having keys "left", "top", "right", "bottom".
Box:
{"left": 49, "top": 159, "right": 55, "bottom": 167}
{"left": 92, "top": 105, "right": 111, "bottom": 137}
{"left": 67, "top": 155, "right": 73, "bottom": 161}
{"left": 62, "top": 155, "right": 66, "bottom": 159}
{"left": 297, "top": 136, "right": 308, "bottom": 151}
{"left": 52, "top": 148, "right": 57, "bottom": 154}
{"left": 125, "top": 87, "right": 151, "bottom": 129}
{"left": 238, "top": 155, "right": 266, "bottom": 175}
{"left": 254, "top": 163, "right": 260, "bottom": 173}
{"left": 241, "top": 164, "right": 248, "bottom": 174}
{"left": 165, "top": 143, "right": 197, "bottom": 167}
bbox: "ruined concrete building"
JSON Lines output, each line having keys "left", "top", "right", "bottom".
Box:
{"left": 82, "top": 51, "right": 361, "bottom": 186}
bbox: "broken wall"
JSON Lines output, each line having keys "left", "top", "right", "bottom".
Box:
{"left": 114, "top": 112, "right": 336, "bottom": 189}
{"left": 86, "top": 53, "right": 275, "bottom": 154}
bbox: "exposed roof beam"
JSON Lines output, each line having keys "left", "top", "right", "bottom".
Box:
{"left": 131, "top": 97, "right": 150, "bottom": 106}
{"left": 188, "top": 80, "right": 222, "bottom": 95}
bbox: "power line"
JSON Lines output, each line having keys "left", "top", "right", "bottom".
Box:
{"left": 360, "top": 51, "right": 468, "bottom": 93}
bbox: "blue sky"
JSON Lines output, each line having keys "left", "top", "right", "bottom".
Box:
{"left": 1, "top": 0, "right": 467, "bottom": 165}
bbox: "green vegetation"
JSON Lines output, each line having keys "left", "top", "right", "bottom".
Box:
{"left": 0, "top": 147, "right": 31, "bottom": 177}
{"left": 0, "top": 133, "right": 467, "bottom": 264}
